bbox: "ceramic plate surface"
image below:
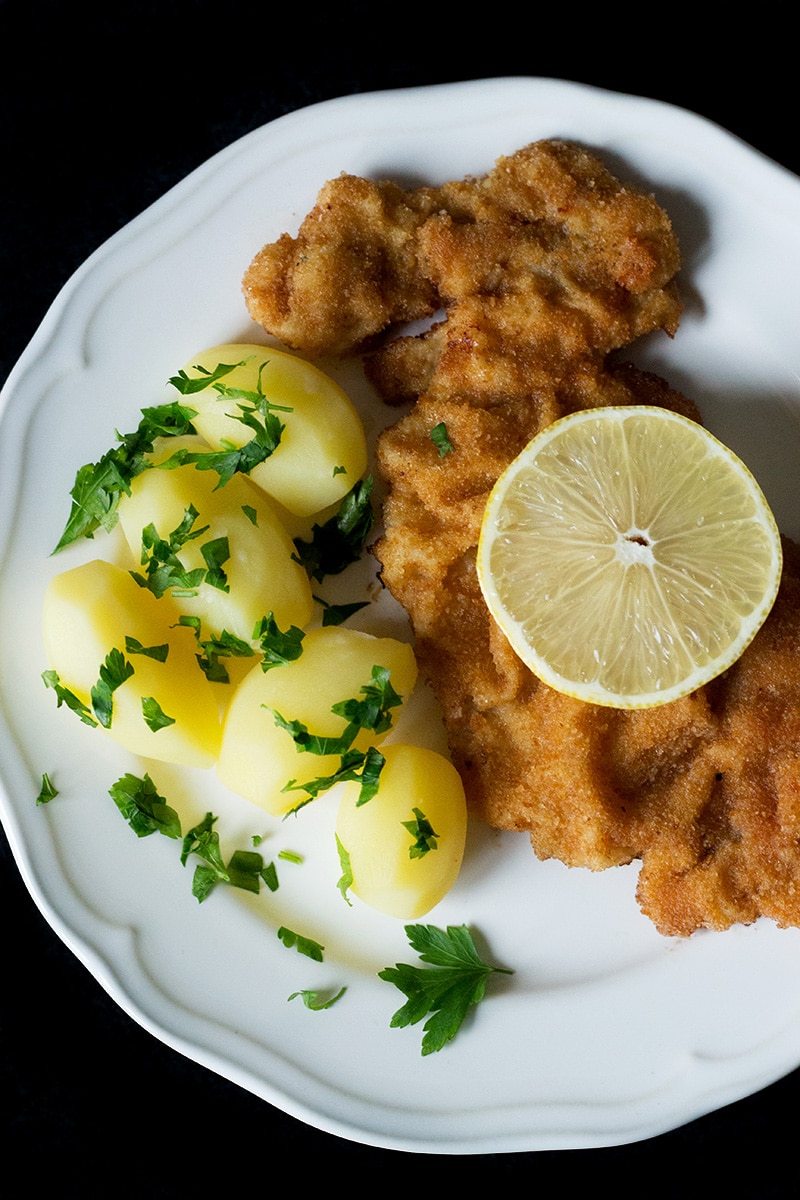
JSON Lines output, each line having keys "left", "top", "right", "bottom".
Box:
{"left": 4, "top": 78, "right": 800, "bottom": 1154}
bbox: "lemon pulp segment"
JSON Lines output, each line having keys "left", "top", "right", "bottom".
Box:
{"left": 477, "top": 406, "right": 782, "bottom": 708}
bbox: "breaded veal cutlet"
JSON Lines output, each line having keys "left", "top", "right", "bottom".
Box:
{"left": 243, "top": 139, "right": 800, "bottom": 938}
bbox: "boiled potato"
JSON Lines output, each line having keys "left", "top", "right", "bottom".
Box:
{"left": 42, "top": 559, "right": 221, "bottom": 767}
{"left": 334, "top": 743, "right": 467, "bottom": 918}
{"left": 217, "top": 627, "right": 417, "bottom": 815}
{"left": 117, "top": 435, "right": 313, "bottom": 641}
{"left": 175, "top": 343, "right": 367, "bottom": 517}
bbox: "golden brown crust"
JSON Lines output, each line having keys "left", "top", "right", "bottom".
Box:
{"left": 243, "top": 139, "right": 800, "bottom": 937}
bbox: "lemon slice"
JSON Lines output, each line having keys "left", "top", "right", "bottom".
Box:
{"left": 477, "top": 406, "right": 782, "bottom": 708}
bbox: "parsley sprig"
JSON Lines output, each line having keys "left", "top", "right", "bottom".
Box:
{"left": 379, "top": 924, "right": 513, "bottom": 1055}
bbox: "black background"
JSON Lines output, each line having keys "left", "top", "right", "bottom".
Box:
{"left": 2, "top": 1, "right": 799, "bottom": 1191}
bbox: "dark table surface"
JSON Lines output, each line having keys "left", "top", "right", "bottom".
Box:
{"left": 3, "top": 1, "right": 799, "bottom": 1190}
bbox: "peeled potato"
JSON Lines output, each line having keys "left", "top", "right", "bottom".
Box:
{"left": 334, "top": 743, "right": 467, "bottom": 918}
{"left": 175, "top": 343, "right": 368, "bottom": 516}
{"left": 117, "top": 435, "right": 313, "bottom": 640}
{"left": 42, "top": 559, "right": 221, "bottom": 767}
{"left": 217, "top": 626, "right": 417, "bottom": 815}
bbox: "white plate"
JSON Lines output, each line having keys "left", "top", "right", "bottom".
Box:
{"left": 4, "top": 77, "right": 800, "bottom": 1154}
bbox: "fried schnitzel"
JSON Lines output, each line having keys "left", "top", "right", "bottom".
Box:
{"left": 243, "top": 140, "right": 800, "bottom": 937}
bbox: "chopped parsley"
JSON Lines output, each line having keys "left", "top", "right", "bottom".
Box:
{"left": 379, "top": 924, "right": 513, "bottom": 1055}
{"left": 53, "top": 401, "right": 199, "bottom": 552}
{"left": 108, "top": 772, "right": 181, "bottom": 839}
{"left": 335, "top": 834, "right": 353, "bottom": 906}
{"left": 180, "top": 811, "right": 278, "bottom": 902}
{"left": 430, "top": 421, "right": 454, "bottom": 457}
{"left": 141, "top": 696, "right": 176, "bottom": 732}
{"left": 130, "top": 506, "right": 228, "bottom": 598}
{"left": 165, "top": 356, "right": 291, "bottom": 488}
{"left": 36, "top": 773, "right": 58, "bottom": 805}
{"left": 278, "top": 849, "right": 304, "bottom": 864}
{"left": 271, "top": 665, "right": 402, "bottom": 810}
{"left": 288, "top": 987, "right": 347, "bottom": 1010}
{"left": 177, "top": 616, "right": 254, "bottom": 683}
{"left": 42, "top": 669, "right": 98, "bottom": 728}
{"left": 313, "top": 595, "right": 370, "bottom": 627}
{"left": 124, "top": 636, "right": 169, "bottom": 662}
{"left": 276, "top": 926, "right": 325, "bottom": 962}
{"left": 91, "top": 648, "right": 135, "bottom": 729}
{"left": 292, "top": 477, "right": 374, "bottom": 582}
{"left": 402, "top": 808, "right": 439, "bottom": 858}
{"left": 254, "top": 613, "right": 305, "bottom": 672}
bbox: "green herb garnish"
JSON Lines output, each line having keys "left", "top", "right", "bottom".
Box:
{"left": 271, "top": 665, "right": 400, "bottom": 810}
{"left": 335, "top": 834, "right": 353, "bottom": 906}
{"left": 108, "top": 772, "right": 181, "bottom": 839}
{"left": 379, "top": 924, "right": 513, "bottom": 1055}
{"left": 176, "top": 616, "right": 254, "bottom": 683}
{"left": 401, "top": 808, "right": 439, "bottom": 858}
{"left": 276, "top": 926, "right": 325, "bottom": 962}
{"left": 91, "top": 648, "right": 135, "bottom": 729}
{"left": 53, "top": 401, "right": 198, "bottom": 552}
{"left": 254, "top": 613, "right": 305, "bottom": 672}
{"left": 42, "top": 669, "right": 98, "bottom": 727}
{"left": 36, "top": 773, "right": 58, "bottom": 805}
{"left": 180, "top": 811, "right": 276, "bottom": 902}
{"left": 288, "top": 987, "right": 347, "bottom": 1010}
{"left": 165, "top": 357, "right": 291, "bottom": 488}
{"left": 313, "top": 595, "right": 370, "bottom": 627}
{"left": 292, "top": 477, "right": 374, "bottom": 582}
{"left": 430, "top": 422, "right": 454, "bottom": 457}
{"left": 130, "top": 506, "right": 211, "bottom": 598}
{"left": 124, "top": 636, "right": 169, "bottom": 662}
{"left": 141, "top": 696, "right": 176, "bottom": 732}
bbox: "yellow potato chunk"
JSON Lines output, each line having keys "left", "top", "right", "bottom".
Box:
{"left": 42, "top": 559, "right": 221, "bottom": 767}
{"left": 334, "top": 744, "right": 467, "bottom": 918}
{"left": 117, "top": 435, "right": 313, "bottom": 641}
{"left": 175, "top": 343, "right": 368, "bottom": 516}
{"left": 217, "top": 627, "right": 417, "bottom": 815}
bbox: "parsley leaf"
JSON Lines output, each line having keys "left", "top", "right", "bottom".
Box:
{"left": 108, "top": 772, "right": 182, "bottom": 839}
{"left": 124, "top": 636, "right": 169, "bottom": 662}
{"left": 167, "top": 359, "right": 243, "bottom": 395}
{"left": 141, "top": 696, "right": 176, "bottom": 732}
{"left": 288, "top": 987, "right": 347, "bottom": 1010}
{"left": 180, "top": 812, "right": 276, "bottom": 902}
{"left": 313, "top": 595, "right": 370, "bottom": 627}
{"left": 401, "top": 808, "right": 439, "bottom": 858}
{"left": 36, "top": 773, "right": 58, "bottom": 805}
{"left": 379, "top": 924, "right": 513, "bottom": 1055}
{"left": 430, "top": 421, "right": 454, "bottom": 457}
{"left": 130, "top": 506, "right": 211, "bottom": 598}
{"left": 91, "top": 647, "right": 134, "bottom": 729}
{"left": 42, "top": 669, "right": 98, "bottom": 728}
{"left": 335, "top": 834, "right": 353, "bottom": 905}
{"left": 254, "top": 613, "right": 305, "bottom": 672}
{"left": 53, "top": 401, "right": 198, "bottom": 552}
{"left": 176, "top": 617, "right": 254, "bottom": 683}
{"left": 292, "top": 477, "right": 374, "bottom": 582}
{"left": 276, "top": 926, "right": 325, "bottom": 961}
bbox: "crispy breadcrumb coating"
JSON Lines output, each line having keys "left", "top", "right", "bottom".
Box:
{"left": 243, "top": 139, "right": 800, "bottom": 937}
